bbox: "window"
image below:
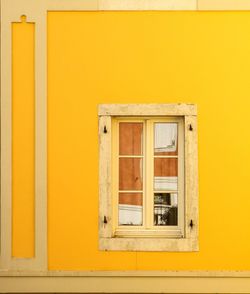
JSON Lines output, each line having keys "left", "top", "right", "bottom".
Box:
{"left": 98, "top": 104, "right": 198, "bottom": 251}
{"left": 113, "top": 117, "right": 184, "bottom": 238}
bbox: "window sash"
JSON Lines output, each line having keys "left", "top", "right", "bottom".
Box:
{"left": 112, "top": 117, "right": 184, "bottom": 237}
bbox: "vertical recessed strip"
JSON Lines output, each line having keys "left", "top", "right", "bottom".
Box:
{"left": 10, "top": 13, "right": 47, "bottom": 270}
{"left": 12, "top": 17, "right": 35, "bottom": 258}
{"left": 34, "top": 11, "right": 48, "bottom": 270}
{"left": 1, "top": 2, "right": 48, "bottom": 269}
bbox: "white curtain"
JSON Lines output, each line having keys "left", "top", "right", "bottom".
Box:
{"left": 154, "top": 123, "right": 177, "bottom": 152}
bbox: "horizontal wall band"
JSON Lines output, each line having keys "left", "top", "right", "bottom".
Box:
{"left": 99, "top": 0, "right": 196, "bottom": 11}
{"left": 1, "top": 270, "right": 250, "bottom": 277}
{"left": 3, "top": 0, "right": 250, "bottom": 13}
{"left": 2, "top": 273, "right": 250, "bottom": 293}
{"left": 198, "top": 0, "right": 250, "bottom": 11}
{"left": 46, "top": 0, "right": 250, "bottom": 11}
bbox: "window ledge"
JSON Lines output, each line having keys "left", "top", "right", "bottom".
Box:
{"left": 99, "top": 237, "right": 198, "bottom": 251}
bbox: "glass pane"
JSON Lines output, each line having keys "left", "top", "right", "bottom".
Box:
{"left": 154, "top": 123, "right": 178, "bottom": 155}
{"left": 119, "top": 193, "right": 143, "bottom": 226}
{"left": 119, "top": 158, "right": 143, "bottom": 190}
{"left": 154, "top": 158, "right": 178, "bottom": 191}
{"left": 119, "top": 122, "right": 143, "bottom": 155}
{"left": 154, "top": 193, "right": 178, "bottom": 226}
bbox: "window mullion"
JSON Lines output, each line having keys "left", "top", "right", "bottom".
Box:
{"left": 145, "top": 120, "right": 153, "bottom": 229}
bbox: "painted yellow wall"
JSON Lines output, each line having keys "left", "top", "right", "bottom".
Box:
{"left": 12, "top": 19, "right": 35, "bottom": 258}
{"left": 12, "top": 11, "right": 250, "bottom": 269}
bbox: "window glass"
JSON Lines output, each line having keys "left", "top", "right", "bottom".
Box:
{"left": 119, "top": 122, "right": 143, "bottom": 155}
{"left": 154, "top": 193, "right": 178, "bottom": 226}
{"left": 119, "top": 158, "right": 143, "bottom": 191}
{"left": 154, "top": 158, "right": 178, "bottom": 191}
{"left": 154, "top": 123, "right": 178, "bottom": 155}
{"left": 119, "top": 122, "right": 144, "bottom": 226}
{"left": 119, "top": 193, "right": 143, "bottom": 226}
{"left": 153, "top": 123, "right": 178, "bottom": 226}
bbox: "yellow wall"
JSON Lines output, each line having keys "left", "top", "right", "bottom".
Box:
{"left": 12, "top": 11, "right": 250, "bottom": 270}
{"left": 12, "top": 19, "right": 35, "bottom": 258}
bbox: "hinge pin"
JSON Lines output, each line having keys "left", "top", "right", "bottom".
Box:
{"left": 190, "top": 219, "right": 194, "bottom": 228}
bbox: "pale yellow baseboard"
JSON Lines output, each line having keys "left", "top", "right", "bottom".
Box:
{"left": 1, "top": 271, "right": 250, "bottom": 293}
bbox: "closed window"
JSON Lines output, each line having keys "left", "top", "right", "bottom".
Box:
{"left": 113, "top": 118, "right": 184, "bottom": 238}
{"left": 98, "top": 104, "right": 198, "bottom": 251}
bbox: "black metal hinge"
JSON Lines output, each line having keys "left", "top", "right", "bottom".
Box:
{"left": 189, "top": 219, "right": 194, "bottom": 228}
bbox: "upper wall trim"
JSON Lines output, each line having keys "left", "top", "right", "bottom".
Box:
{"left": 99, "top": 0, "right": 197, "bottom": 11}
{"left": 45, "top": 0, "right": 250, "bottom": 11}
{"left": 3, "top": 0, "right": 250, "bottom": 12}
{"left": 198, "top": 0, "right": 250, "bottom": 10}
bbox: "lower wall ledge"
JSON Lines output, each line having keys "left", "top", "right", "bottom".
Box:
{"left": 1, "top": 271, "right": 250, "bottom": 293}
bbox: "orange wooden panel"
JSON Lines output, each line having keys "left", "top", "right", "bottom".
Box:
{"left": 154, "top": 158, "right": 178, "bottom": 177}
{"left": 119, "top": 158, "right": 143, "bottom": 190}
{"left": 119, "top": 193, "right": 143, "bottom": 206}
{"left": 119, "top": 123, "right": 143, "bottom": 155}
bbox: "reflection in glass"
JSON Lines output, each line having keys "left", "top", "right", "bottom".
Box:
{"left": 119, "top": 158, "right": 143, "bottom": 191}
{"left": 154, "top": 158, "right": 178, "bottom": 191}
{"left": 154, "top": 193, "right": 178, "bottom": 226}
{"left": 154, "top": 123, "right": 178, "bottom": 155}
{"left": 119, "top": 123, "right": 143, "bottom": 155}
{"left": 119, "top": 193, "right": 142, "bottom": 226}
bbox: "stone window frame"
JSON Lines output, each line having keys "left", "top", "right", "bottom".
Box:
{"left": 98, "top": 104, "right": 198, "bottom": 251}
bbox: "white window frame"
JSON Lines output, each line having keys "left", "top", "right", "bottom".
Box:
{"left": 112, "top": 117, "right": 184, "bottom": 238}
{"left": 98, "top": 104, "right": 198, "bottom": 251}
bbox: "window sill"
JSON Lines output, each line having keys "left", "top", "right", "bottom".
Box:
{"left": 99, "top": 236, "right": 198, "bottom": 252}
